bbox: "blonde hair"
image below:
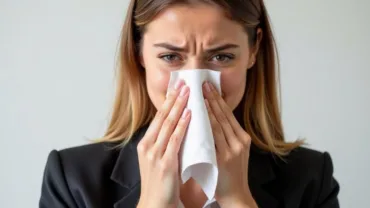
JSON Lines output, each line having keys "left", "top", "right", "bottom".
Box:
{"left": 99, "top": 0, "right": 304, "bottom": 155}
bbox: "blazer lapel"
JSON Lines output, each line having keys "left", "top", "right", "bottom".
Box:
{"left": 113, "top": 183, "right": 141, "bottom": 208}
{"left": 110, "top": 125, "right": 148, "bottom": 208}
{"left": 248, "top": 145, "right": 279, "bottom": 208}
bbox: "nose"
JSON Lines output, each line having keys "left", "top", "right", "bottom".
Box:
{"left": 182, "top": 58, "right": 207, "bottom": 70}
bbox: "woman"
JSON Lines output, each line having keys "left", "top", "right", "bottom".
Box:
{"left": 39, "top": 0, "right": 340, "bottom": 207}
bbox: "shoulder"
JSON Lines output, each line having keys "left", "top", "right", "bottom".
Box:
{"left": 58, "top": 142, "right": 121, "bottom": 166}
{"left": 279, "top": 146, "right": 334, "bottom": 176}
{"left": 45, "top": 142, "right": 121, "bottom": 180}
{"left": 272, "top": 146, "right": 340, "bottom": 206}
{"left": 39, "top": 142, "right": 124, "bottom": 207}
{"left": 41, "top": 126, "right": 147, "bottom": 190}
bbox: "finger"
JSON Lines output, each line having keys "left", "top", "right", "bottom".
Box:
{"left": 210, "top": 82, "right": 244, "bottom": 135}
{"left": 163, "top": 108, "right": 191, "bottom": 159}
{"left": 143, "top": 80, "right": 185, "bottom": 145}
{"left": 155, "top": 85, "right": 190, "bottom": 155}
{"left": 204, "top": 82, "right": 248, "bottom": 144}
{"left": 205, "top": 99, "right": 228, "bottom": 155}
{"left": 203, "top": 82, "right": 237, "bottom": 149}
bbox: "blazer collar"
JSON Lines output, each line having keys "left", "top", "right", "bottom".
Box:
{"left": 110, "top": 125, "right": 148, "bottom": 208}
{"left": 110, "top": 127, "right": 145, "bottom": 189}
{"left": 110, "top": 125, "right": 279, "bottom": 208}
{"left": 248, "top": 144, "right": 279, "bottom": 207}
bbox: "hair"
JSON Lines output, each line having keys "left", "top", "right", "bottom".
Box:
{"left": 99, "top": 0, "right": 304, "bottom": 155}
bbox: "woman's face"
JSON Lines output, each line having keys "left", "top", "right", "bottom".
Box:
{"left": 141, "top": 3, "right": 260, "bottom": 111}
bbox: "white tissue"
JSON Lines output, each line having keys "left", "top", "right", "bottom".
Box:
{"left": 167, "top": 69, "right": 221, "bottom": 201}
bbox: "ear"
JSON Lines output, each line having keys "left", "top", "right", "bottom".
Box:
{"left": 248, "top": 28, "right": 263, "bottom": 69}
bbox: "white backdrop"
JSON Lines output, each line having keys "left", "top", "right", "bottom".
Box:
{"left": 1, "top": 0, "right": 369, "bottom": 207}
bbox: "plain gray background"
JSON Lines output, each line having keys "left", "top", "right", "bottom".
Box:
{"left": 1, "top": 0, "right": 369, "bottom": 207}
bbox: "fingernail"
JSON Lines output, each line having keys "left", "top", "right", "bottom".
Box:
{"left": 182, "top": 108, "right": 190, "bottom": 118}
{"left": 174, "top": 80, "right": 183, "bottom": 90}
{"left": 205, "top": 82, "right": 211, "bottom": 92}
{"left": 209, "top": 82, "right": 215, "bottom": 90}
{"left": 180, "top": 86, "right": 189, "bottom": 97}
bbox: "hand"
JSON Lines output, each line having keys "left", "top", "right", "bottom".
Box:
{"left": 137, "top": 80, "right": 191, "bottom": 208}
{"left": 203, "top": 82, "right": 258, "bottom": 208}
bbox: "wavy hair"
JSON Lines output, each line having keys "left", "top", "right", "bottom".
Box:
{"left": 99, "top": 0, "right": 304, "bottom": 155}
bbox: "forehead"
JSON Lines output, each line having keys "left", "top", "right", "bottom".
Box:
{"left": 144, "top": 3, "right": 248, "bottom": 46}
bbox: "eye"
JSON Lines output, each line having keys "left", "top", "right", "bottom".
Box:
{"left": 159, "top": 54, "right": 182, "bottom": 63}
{"left": 210, "top": 54, "right": 235, "bottom": 63}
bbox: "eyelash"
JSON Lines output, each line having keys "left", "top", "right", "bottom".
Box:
{"left": 210, "top": 54, "right": 235, "bottom": 62}
{"left": 159, "top": 54, "right": 182, "bottom": 63}
{"left": 158, "top": 53, "right": 235, "bottom": 64}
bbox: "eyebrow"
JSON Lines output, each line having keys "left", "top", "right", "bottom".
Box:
{"left": 153, "top": 43, "right": 239, "bottom": 53}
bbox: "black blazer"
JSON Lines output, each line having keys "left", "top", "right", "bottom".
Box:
{"left": 39, "top": 126, "right": 340, "bottom": 208}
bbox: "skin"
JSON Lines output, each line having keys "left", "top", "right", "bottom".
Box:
{"left": 141, "top": 3, "right": 260, "bottom": 110}
{"left": 137, "top": 2, "right": 262, "bottom": 208}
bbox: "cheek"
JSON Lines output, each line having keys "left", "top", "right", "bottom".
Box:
{"left": 220, "top": 70, "right": 246, "bottom": 109}
{"left": 146, "top": 68, "right": 170, "bottom": 110}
